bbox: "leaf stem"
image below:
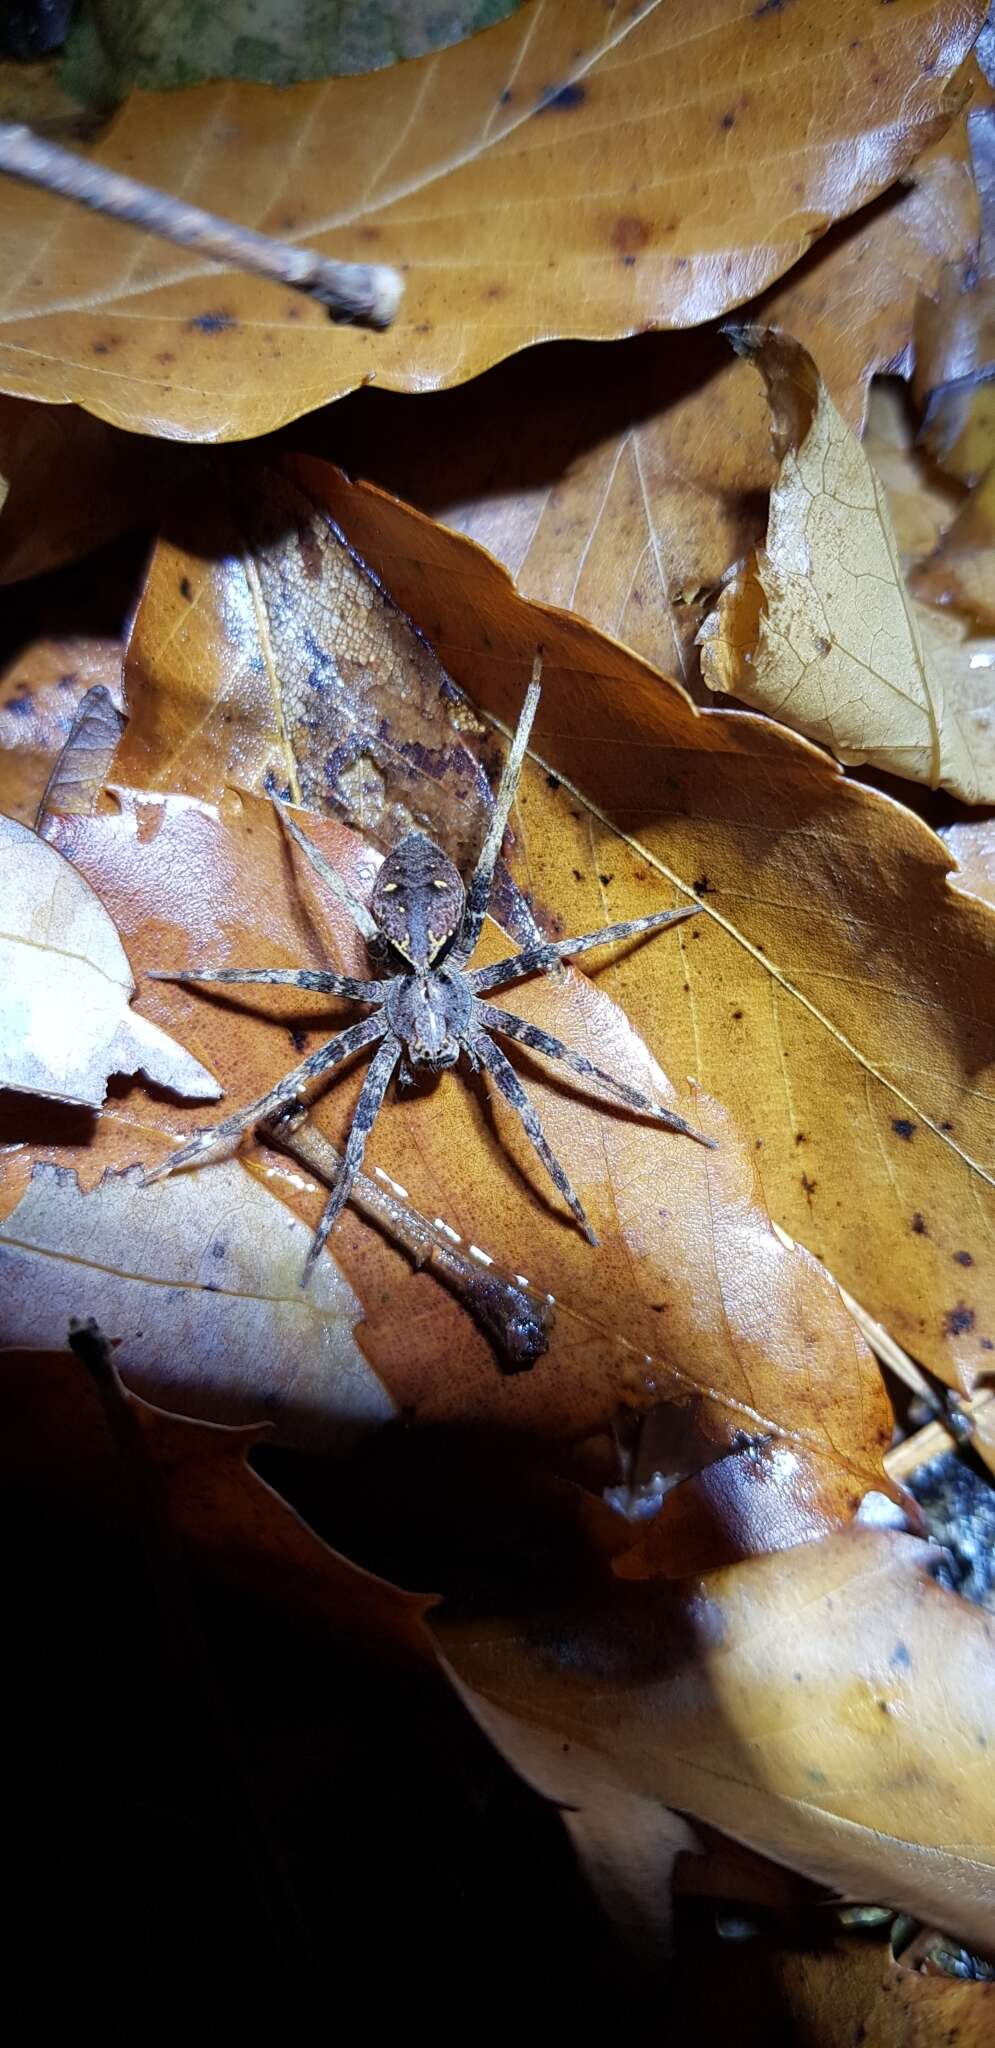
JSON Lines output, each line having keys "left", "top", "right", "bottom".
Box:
{"left": 0, "top": 121, "right": 404, "bottom": 327}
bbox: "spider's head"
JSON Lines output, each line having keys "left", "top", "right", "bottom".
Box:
{"left": 372, "top": 830, "right": 465, "bottom": 970}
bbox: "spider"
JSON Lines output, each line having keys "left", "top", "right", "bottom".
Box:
{"left": 144, "top": 662, "right": 713, "bottom": 1279}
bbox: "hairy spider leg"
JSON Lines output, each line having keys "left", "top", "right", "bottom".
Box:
{"left": 449, "top": 655, "right": 542, "bottom": 968}
{"left": 142, "top": 1011, "right": 387, "bottom": 1184}
{"left": 149, "top": 965, "right": 387, "bottom": 1001}
{"left": 470, "top": 1029, "right": 598, "bottom": 1244}
{"left": 273, "top": 795, "right": 379, "bottom": 944}
{"left": 303, "top": 1035, "right": 402, "bottom": 1277}
{"left": 466, "top": 905, "right": 701, "bottom": 996}
{"left": 475, "top": 1001, "right": 713, "bottom": 1144}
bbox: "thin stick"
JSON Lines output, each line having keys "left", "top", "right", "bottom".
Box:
{"left": 260, "top": 1102, "right": 553, "bottom": 1373}
{"left": 0, "top": 121, "right": 403, "bottom": 327}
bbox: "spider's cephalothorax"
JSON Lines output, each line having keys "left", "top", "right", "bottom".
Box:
{"left": 145, "top": 659, "right": 714, "bottom": 1280}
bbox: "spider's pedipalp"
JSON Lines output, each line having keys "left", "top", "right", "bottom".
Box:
{"left": 450, "top": 656, "right": 542, "bottom": 968}
{"left": 303, "top": 1034, "right": 402, "bottom": 1279}
{"left": 476, "top": 1001, "right": 715, "bottom": 1146}
{"left": 148, "top": 966, "right": 387, "bottom": 1001}
{"left": 142, "top": 1010, "right": 387, "bottom": 1185}
{"left": 273, "top": 795, "right": 379, "bottom": 944}
{"left": 471, "top": 1028, "right": 598, "bottom": 1244}
{"left": 466, "top": 904, "right": 701, "bottom": 996}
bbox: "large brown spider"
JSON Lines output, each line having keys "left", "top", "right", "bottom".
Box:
{"left": 145, "top": 666, "right": 713, "bottom": 1277}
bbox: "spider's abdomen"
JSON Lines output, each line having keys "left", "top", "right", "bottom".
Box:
{"left": 386, "top": 968, "right": 470, "bottom": 1072}
{"left": 371, "top": 830, "right": 465, "bottom": 969}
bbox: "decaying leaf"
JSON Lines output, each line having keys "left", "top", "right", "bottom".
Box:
{"left": 0, "top": 810, "right": 219, "bottom": 1107}
{"left": 0, "top": 396, "right": 166, "bottom": 585}
{"left": 266, "top": 462, "right": 995, "bottom": 1398}
{"left": 910, "top": 460, "right": 995, "bottom": 628}
{"left": 2, "top": 782, "right": 894, "bottom": 1518}
{"left": 441, "top": 1525, "right": 995, "bottom": 1954}
{"left": 0, "top": 0, "right": 980, "bottom": 438}
{"left": 36, "top": 682, "right": 125, "bottom": 825}
{"left": 699, "top": 328, "right": 991, "bottom": 801}
{"left": 0, "top": 1158, "right": 392, "bottom": 1448}
{"left": 914, "top": 105, "right": 995, "bottom": 485}
{"left": 0, "top": 635, "right": 122, "bottom": 823}
{"left": 312, "top": 81, "right": 985, "bottom": 692}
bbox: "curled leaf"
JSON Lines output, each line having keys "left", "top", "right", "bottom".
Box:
{"left": 700, "top": 327, "right": 989, "bottom": 800}
{"left": 0, "top": 810, "right": 220, "bottom": 1107}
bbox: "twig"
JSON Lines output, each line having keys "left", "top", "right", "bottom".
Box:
{"left": 260, "top": 1101, "right": 553, "bottom": 1373}
{"left": 0, "top": 121, "right": 404, "bottom": 327}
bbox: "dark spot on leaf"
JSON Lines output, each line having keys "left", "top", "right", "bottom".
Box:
{"left": 940, "top": 1119, "right": 954, "bottom": 1132}
{"left": 357, "top": 225, "right": 382, "bottom": 242}
{"left": 719, "top": 111, "right": 735, "bottom": 131}
{"left": 599, "top": 873, "right": 613, "bottom": 887}
{"left": 499, "top": 87, "right": 513, "bottom": 105}
{"left": 877, "top": 1699, "right": 891, "bottom": 1715}
{"left": 536, "top": 81, "right": 586, "bottom": 112}
{"left": 414, "top": 321, "right": 433, "bottom": 335}
{"left": 297, "top": 522, "right": 323, "bottom": 582}
{"left": 611, "top": 214, "right": 650, "bottom": 257}
{"left": 91, "top": 336, "right": 120, "bottom": 355}
{"left": 982, "top": 1337, "right": 994, "bottom": 1352}
{"left": 622, "top": 255, "right": 636, "bottom": 268}
{"left": 753, "top": 0, "right": 788, "bottom": 15}
{"left": 815, "top": 635, "right": 831, "bottom": 655}
{"left": 187, "top": 310, "right": 236, "bottom": 335}
{"left": 953, "top": 1250, "right": 974, "bottom": 1267}
{"left": 911, "top": 1213, "right": 927, "bottom": 1235}
{"left": 155, "top": 351, "right": 175, "bottom": 365}
{"left": 546, "top": 773, "right": 561, "bottom": 792}
{"left": 795, "top": 1132, "right": 806, "bottom": 1145}
{"left": 6, "top": 694, "right": 33, "bottom": 718}
{"left": 944, "top": 1302, "right": 975, "bottom": 1338}
{"left": 891, "top": 1642, "right": 911, "bottom": 1669}
{"left": 484, "top": 281, "right": 509, "bottom": 299}
{"left": 891, "top": 1118, "right": 916, "bottom": 1140}
{"left": 801, "top": 1172, "right": 816, "bottom": 1196}
{"left": 211, "top": 1239, "right": 226, "bottom": 1260}
{"left": 732, "top": 1009, "right": 743, "bottom": 1020}
{"left": 285, "top": 305, "right": 301, "bottom": 321}
{"left": 289, "top": 1027, "right": 308, "bottom": 1052}
{"left": 572, "top": 869, "right": 584, "bottom": 882}
{"left": 693, "top": 875, "right": 712, "bottom": 894}
{"left": 179, "top": 577, "right": 193, "bottom": 602}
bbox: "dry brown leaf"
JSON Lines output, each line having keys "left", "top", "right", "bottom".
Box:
{"left": 914, "top": 105, "right": 995, "bottom": 484}
{"left": 911, "top": 459, "right": 995, "bottom": 627}
{"left": 0, "top": 1158, "right": 392, "bottom": 1448}
{"left": 35, "top": 683, "right": 126, "bottom": 823}
{"left": 0, "top": 810, "right": 220, "bottom": 1108}
{"left": 699, "top": 328, "right": 991, "bottom": 800}
{"left": 0, "top": 781, "right": 893, "bottom": 1521}
{"left": 0, "top": 0, "right": 980, "bottom": 439}
{"left": 256, "top": 463, "right": 995, "bottom": 1398}
{"left": 0, "top": 635, "right": 122, "bottom": 823}
{"left": 441, "top": 1524, "right": 995, "bottom": 1952}
{"left": 311, "top": 83, "right": 984, "bottom": 692}
{"left": 0, "top": 396, "right": 165, "bottom": 584}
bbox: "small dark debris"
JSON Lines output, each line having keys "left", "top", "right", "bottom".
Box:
{"left": 546, "top": 773, "right": 561, "bottom": 792}
{"left": 953, "top": 1250, "right": 974, "bottom": 1268}
{"left": 211, "top": 1239, "right": 226, "bottom": 1260}
{"left": 289, "top": 1027, "right": 309, "bottom": 1052}
{"left": 572, "top": 868, "right": 584, "bottom": 883}
{"left": 536, "top": 81, "right": 586, "bottom": 112}
{"left": 911, "top": 1212, "right": 927, "bottom": 1235}
{"left": 187, "top": 310, "right": 236, "bottom": 335}
{"left": 891, "top": 1641, "right": 912, "bottom": 1669}
{"left": 598, "top": 873, "right": 613, "bottom": 887}
{"left": 732, "top": 1009, "right": 743, "bottom": 1021}
{"left": 179, "top": 576, "right": 194, "bottom": 602}
{"left": 800, "top": 1172, "right": 816, "bottom": 1196}
{"left": 944, "top": 1302, "right": 975, "bottom": 1338}
{"left": 719, "top": 111, "right": 735, "bottom": 130}
{"left": 499, "top": 87, "right": 513, "bottom": 105}
{"left": 693, "top": 876, "right": 712, "bottom": 894}
{"left": 891, "top": 1118, "right": 916, "bottom": 1140}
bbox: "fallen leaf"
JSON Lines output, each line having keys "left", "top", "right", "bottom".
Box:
{"left": 2, "top": 781, "right": 894, "bottom": 1518}
{"left": 945, "top": 816, "right": 995, "bottom": 908}
{"left": 309, "top": 81, "right": 984, "bottom": 692}
{"left": 0, "top": 0, "right": 980, "bottom": 437}
{"left": 0, "top": 1159, "right": 392, "bottom": 1448}
{"left": 0, "top": 635, "right": 122, "bottom": 823}
{"left": 914, "top": 104, "right": 995, "bottom": 484}
{"left": 699, "top": 327, "right": 990, "bottom": 800}
{"left": 0, "top": 810, "right": 220, "bottom": 1107}
{"left": 441, "top": 1524, "right": 995, "bottom": 1953}
{"left": 263, "top": 462, "right": 995, "bottom": 1398}
{"left": 911, "top": 459, "right": 995, "bottom": 627}
{"left": 0, "top": 396, "right": 166, "bottom": 584}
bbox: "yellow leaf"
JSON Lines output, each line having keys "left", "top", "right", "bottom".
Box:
{"left": 700, "top": 328, "right": 990, "bottom": 801}
{"left": 0, "top": 0, "right": 980, "bottom": 438}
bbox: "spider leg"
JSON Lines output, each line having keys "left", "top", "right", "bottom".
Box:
{"left": 303, "top": 1034, "right": 402, "bottom": 1279}
{"left": 476, "top": 1001, "right": 715, "bottom": 1146}
{"left": 273, "top": 795, "right": 379, "bottom": 946}
{"left": 466, "top": 905, "right": 700, "bottom": 995}
{"left": 470, "top": 1028, "right": 598, "bottom": 1245}
{"left": 142, "top": 1011, "right": 387, "bottom": 1184}
{"left": 449, "top": 656, "right": 542, "bottom": 967}
{"left": 148, "top": 966, "right": 387, "bottom": 1001}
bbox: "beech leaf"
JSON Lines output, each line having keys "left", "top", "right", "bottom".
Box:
{"left": 0, "top": 0, "right": 980, "bottom": 439}
{"left": 699, "top": 327, "right": 991, "bottom": 801}
{"left": 0, "top": 810, "right": 220, "bottom": 1107}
